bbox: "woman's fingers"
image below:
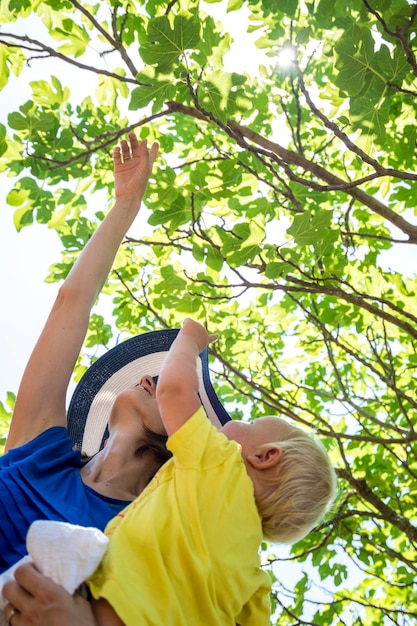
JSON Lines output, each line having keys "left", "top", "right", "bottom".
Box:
{"left": 148, "top": 141, "right": 159, "bottom": 168}
{"left": 113, "top": 132, "right": 158, "bottom": 182}
{"left": 128, "top": 132, "right": 141, "bottom": 157}
{"left": 112, "top": 144, "right": 122, "bottom": 166}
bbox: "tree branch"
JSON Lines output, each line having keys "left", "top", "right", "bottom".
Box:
{"left": 0, "top": 34, "right": 140, "bottom": 84}
{"left": 165, "top": 101, "right": 417, "bottom": 243}
{"left": 338, "top": 468, "right": 417, "bottom": 543}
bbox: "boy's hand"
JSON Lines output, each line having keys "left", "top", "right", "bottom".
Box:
{"left": 156, "top": 319, "right": 218, "bottom": 436}
{"left": 113, "top": 132, "right": 159, "bottom": 206}
{"left": 179, "top": 318, "right": 218, "bottom": 354}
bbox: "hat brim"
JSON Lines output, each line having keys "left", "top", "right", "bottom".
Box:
{"left": 67, "top": 329, "right": 231, "bottom": 456}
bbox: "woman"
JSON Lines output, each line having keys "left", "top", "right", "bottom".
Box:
{"left": 0, "top": 131, "right": 231, "bottom": 574}
{"left": 0, "top": 132, "right": 159, "bottom": 572}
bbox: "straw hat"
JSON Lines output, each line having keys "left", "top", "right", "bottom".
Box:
{"left": 67, "top": 329, "right": 231, "bottom": 456}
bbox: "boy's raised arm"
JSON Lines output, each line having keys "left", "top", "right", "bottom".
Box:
{"left": 156, "top": 319, "right": 218, "bottom": 437}
{"left": 6, "top": 133, "right": 158, "bottom": 451}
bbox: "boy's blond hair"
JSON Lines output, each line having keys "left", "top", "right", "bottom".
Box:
{"left": 256, "top": 420, "right": 337, "bottom": 544}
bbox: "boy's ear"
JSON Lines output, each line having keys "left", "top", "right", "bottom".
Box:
{"left": 247, "top": 447, "right": 283, "bottom": 470}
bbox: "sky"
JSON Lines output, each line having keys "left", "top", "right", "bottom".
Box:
{"left": 0, "top": 59, "right": 61, "bottom": 398}
{"left": 0, "top": 208, "right": 60, "bottom": 396}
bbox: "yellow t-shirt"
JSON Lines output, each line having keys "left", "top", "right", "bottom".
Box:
{"left": 88, "top": 407, "right": 271, "bottom": 625}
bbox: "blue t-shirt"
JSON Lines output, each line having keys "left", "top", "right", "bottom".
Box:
{"left": 0, "top": 427, "right": 130, "bottom": 573}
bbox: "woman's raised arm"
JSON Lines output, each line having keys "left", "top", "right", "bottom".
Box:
{"left": 5, "top": 133, "right": 158, "bottom": 451}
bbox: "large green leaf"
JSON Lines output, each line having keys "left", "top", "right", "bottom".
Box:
{"left": 140, "top": 13, "right": 201, "bottom": 71}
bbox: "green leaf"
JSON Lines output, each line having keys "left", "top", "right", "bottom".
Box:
{"left": 227, "top": 0, "right": 243, "bottom": 11}
{"left": 130, "top": 67, "right": 176, "bottom": 111}
{"left": 194, "top": 15, "right": 231, "bottom": 69}
{"left": 350, "top": 92, "right": 391, "bottom": 140}
{"left": 51, "top": 20, "right": 90, "bottom": 58}
{"left": 30, "top": 76, "right": 71, "bottom": 106}
{"left": 335, "top": 26, "right": 385, "bottom": 98}
{"left": 13, "top": 206, "right": 34, "bottom": 230}
{"left": 206, "top": 246, "right": 224, "bottom": 271}
{"left": 84, "top": 314, "right": 113, "bottom": 348}
{"left": 0, "top": 46, "right": 10, "bottom": 90}
{"left": 264, "top": 261, "right": 289, "bottom": 279}
{"left": 140, "top": 14, "right": 201, "bottom": 71}
{"left": 287, "top": 209, "right": 332, "bottom": 246}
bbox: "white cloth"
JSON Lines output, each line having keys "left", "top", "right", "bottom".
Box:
{"left": 0, "top": 520, "right": 108, "bottom": 624}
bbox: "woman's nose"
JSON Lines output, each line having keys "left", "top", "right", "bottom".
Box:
{"left": 139, "top": 374, "right": 156, "bottom": 391}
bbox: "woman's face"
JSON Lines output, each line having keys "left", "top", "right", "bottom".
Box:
{"left": 109, "top": 375, "right": 166, "bottom": 437}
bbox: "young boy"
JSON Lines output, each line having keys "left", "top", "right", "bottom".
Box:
{"left": 87, "top": 318, "right": 336, "bottom": 625}
{"left": 2, "top": 318, "right": 336, "bottom": 626}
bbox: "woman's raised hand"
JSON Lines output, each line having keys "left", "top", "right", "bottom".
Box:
{"left": 113, "top": 132, "right": 159, "bottom": 206}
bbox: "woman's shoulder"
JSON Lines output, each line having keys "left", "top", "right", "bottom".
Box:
{"left": 1, "top": 426, "right": 76, "bottom": 465}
